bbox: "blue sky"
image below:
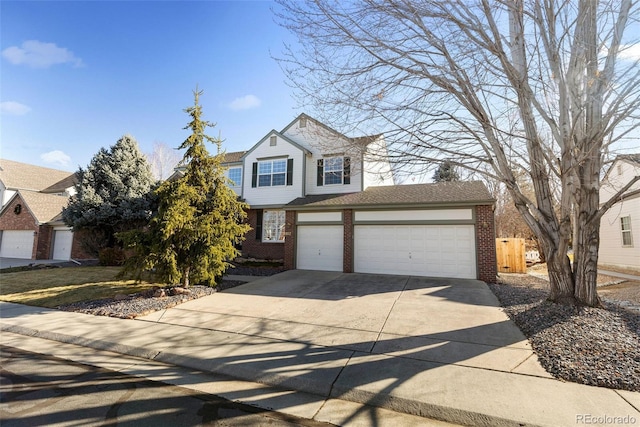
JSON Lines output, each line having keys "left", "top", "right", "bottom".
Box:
{"left": 1, "top": 1, "right": 298, "bottom": 171}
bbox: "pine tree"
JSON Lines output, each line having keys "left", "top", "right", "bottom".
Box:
{"left": 62, "top": 135, "right": 155, "bottom": 256}
{"left": 432, "top": 160, "right": 460, "bottom": 183}
{"left": 122, "top": 89, "right": 250, "bottom": 287}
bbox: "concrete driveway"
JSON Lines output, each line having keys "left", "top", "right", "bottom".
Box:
{"left": 140, "top": 270, "right": 544, "bottom": 375}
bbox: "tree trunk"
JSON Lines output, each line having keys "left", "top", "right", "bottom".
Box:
{"left": 182, "top": 266, "right": 190, "bottom": 288}
{"left": 546, "top": 250, "right": 576, "bottom": 305}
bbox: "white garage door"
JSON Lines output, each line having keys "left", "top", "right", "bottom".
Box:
{"left": 297, "top": 225, "right": 343, "bottom": 271}
{"left": 53, "top": 230, "right": 73, "bottom": 260}
{"left": 354, "top": 225, "right": 476, "bottom": 279}
{"left": 0, "top": 230, "right": 35, "bottom": 258}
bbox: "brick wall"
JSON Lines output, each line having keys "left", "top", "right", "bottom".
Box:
{"left": 475, "top": 204, "right": 497, "bottom": 283}
{"left": 0, "top": 195, "right": 38, "bottom": 259}
{"left": 284, "top": 210, "right": 295, "bottom": 270}
{"left": 343, "top": 209, "right": 353, "bottom": 273}
{"left": 35, "top": 225, "right": 53, "bottom": 259}
{"left": 241, "top": 209, "right": 285, "bottom": 261}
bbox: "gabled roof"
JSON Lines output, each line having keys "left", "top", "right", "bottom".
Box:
{"left": 223, "top": 151, "right": 247, "bottom": 164}
{"left": 1, "top": 190, "right": 69, "bottom": 224}
{"left": 42, "top": 174, "right": 78, "bottom": 194}
{"left": 280, "top": 113, "right": 380, "bottom": 148}
{"left": 286, "top": 181, "right": 494, "bottom": 209}
{"left": 240, "top": 129, "right": 311, "bottom": 160}
{"left": 616, "top": 154, "right": 640, "bottom": 166}
{"left": 0, "top": 159, "right": 75, "bottom": 192}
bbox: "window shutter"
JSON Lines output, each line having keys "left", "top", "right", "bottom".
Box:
{"left": 256, "top": 210, "right": 263, "bottom": 241}
{"left": 317, "top": 159, "right": 324, "bottom": 186}
{"left": 343, "top": 157, "right": 351, "bottom": 184}
{"left": 286, "top": 158, "right": 293, "bottom": 186}
{"left": 251, "top": 162, "right": 258, "bottom": 188}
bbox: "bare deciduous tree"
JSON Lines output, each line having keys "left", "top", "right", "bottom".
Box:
{"left": 276, "top": 0, "right": 640, "bottom": 306}
{"left": 146, "top": 141, "right": 182, "bottom": 181}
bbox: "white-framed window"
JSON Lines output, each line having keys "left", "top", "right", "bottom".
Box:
{"left": 227, "top": 167, "right": 242, "bottom": 186}
{"left": 324, "top": 156, "right": 344, "bottom": 185}
{"left": 270, "top": 136, "right": 277, "bottom": 146}
{"left": 258, "top": 159, "right": 287, "bottom": 187}
{"left": 621, "top": 216, "right": 633, "bottom": 246}
{"left": 263, "top": 210, "right": 286, "bottom": 242}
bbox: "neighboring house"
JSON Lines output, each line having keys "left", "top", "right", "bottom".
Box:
{"left": 599, "top": 154, "right": 640, "bottom": 272}
{"left": 0, "top": 159, "right": 88, "bottom": 261}
{"left": 216, "top": 113, "right": 497, "bottom": 282}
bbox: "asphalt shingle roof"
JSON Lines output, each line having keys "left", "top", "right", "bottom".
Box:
{"left": 17, "top": 190, "right": 70, "bottom": 223}
{"left": 286, "top": 181, "right": 493, "bottom": 209}
{"left": 0, "top": 159, "right": 75, "bottom": 192}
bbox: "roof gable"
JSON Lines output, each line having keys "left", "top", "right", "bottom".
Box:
{"left": 241, "top": 130, "right": 311, "bottom": 160}
{"left": 0, "top": 159, "right": 75, "bottom": 192}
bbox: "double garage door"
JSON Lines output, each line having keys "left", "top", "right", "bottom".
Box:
{"left": 296, "top": 220, "right": 476, "bottom": 279}
{"left": 0, "top": 230, "right": 35, "bottom": 258}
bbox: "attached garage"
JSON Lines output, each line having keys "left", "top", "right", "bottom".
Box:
{"left": 295, "top": 212, "right": 344, "bottom": 271}
{"left": 285, "top": 182, "right": 497, "bottom": 282}
{"left": 0, "top": 230, "right": 35, "bottom": 258}
{"left": 354, "top": 224, "right": 476, "bottom": 279}
{"left": 52, "top": 229, "right": 73, "bottom": 260}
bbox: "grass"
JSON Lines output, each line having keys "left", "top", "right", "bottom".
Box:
{"left": 0, "top": 266, "right": 163, "bottom": 308}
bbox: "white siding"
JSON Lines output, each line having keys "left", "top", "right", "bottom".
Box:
{"left": 242, "top": 133, "right": 305, "bottom": 206}
{"left": 599, "top": 196, "right": 640, "bottom": 270}
{"left": 363, "top": 136, "right": 395, "bottom": 189}
{"left": 599, "top": 158, "right": 640, "bottom": 270}
{"left": 297, "top": 211, "right": 342, "bottom": 223}
{"left": 355, "top": 209, "right": 473, "bottom": 222}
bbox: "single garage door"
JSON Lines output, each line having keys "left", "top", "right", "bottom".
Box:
{"left": 297, "top": 225, "right": 343, "bottom": 271}
{"left": 52, "top": 230, "right": 73, "bottom": 260}
{"left": 0, "top": 230, "right": 35, "bottom": 258}
{"left": 354, "top": 225, "right": 476, "bottom": 279}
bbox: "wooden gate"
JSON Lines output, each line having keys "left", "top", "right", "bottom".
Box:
{"left": 495, "top": 238, "right": 526, "bottom": 273}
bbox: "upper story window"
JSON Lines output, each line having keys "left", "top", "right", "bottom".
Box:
{"left": 317, "top": 156, "right": 350, "bottom": 186}
{"left": 251, "top": 158, "right": 293, "bottom": 188}
{"left": 227, "top": 167, "right": 242, "bottom": 186}
{"left": 621, "top": 216, "right": 633, "bottom": 246}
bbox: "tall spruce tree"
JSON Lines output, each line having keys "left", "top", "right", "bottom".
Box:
{"left": 121, "top": 90, "right": 250, "bottom": 287}
{"left": 62, "top": 135, "right": 155, "bottom": 256}
{"left": 432, "top": 160, "right": 460, "bottom": 183}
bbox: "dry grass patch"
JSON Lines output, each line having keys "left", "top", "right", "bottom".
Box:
{"left": 0, "top": 267, "right": 162, "bottom": 308}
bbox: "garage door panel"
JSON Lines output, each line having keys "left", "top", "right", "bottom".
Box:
{"left": 53, "top": 230, "right": 73, "bottom": 260}
{"left": 0, "top": 230, "right": 35, "bottom": 258}
{"left": 355, "top": 225, "right": 476, "bottom": 279}
{"left": 297, "top": 225, "right": 343, "bottom": 271}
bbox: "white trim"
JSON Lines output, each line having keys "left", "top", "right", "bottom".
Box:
{"left": 298, "top": 212, "right": 342, "bottom": 222}
{"left": 355, "top": 209, "right": 472, "bottom": 222}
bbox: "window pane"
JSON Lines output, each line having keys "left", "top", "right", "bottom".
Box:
{"left": 621, "top": 216, "right": 633, "bottom": 246}
{"left": 228, "top": 168, "right": 241, "bottom": 185}
{"left": 621, "top": 216, "right": 631, "bottom": 231}
{"left": 258, "top": 162, "right": 272, "bottom": 174}
{"left": 273, "top": 160, "right": 287, "bottom": 173}
{"left": 272, "top": 173, "right": 285, "bottom": 186}
{"left": 262, "top": 210, "right": 285, "bottom": 242}
{"left": 324, "top": 171, "right": 342, "bottom": 185}
{"left": 258, "top": 175, "right": 271, "bottom": 187}
{"left": 323, "top": 156, "right": 343, "bottom": 185}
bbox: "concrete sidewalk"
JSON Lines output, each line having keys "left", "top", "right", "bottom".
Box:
{"left": 2, "top": 271, "right": 639, "bottom": 426}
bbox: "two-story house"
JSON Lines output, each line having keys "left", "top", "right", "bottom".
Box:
{"left": 223, "top": 114, "right": 497, "bottom": 282}
{"left": 599, "top": 154, "right": 640, "bottom": 272}
{"left": 0, "top": 159, "right": 88, "bottom": 261}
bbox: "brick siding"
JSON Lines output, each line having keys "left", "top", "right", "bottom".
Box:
{"left": 343, "top": 209, "right": 353, "bottom": 273}
{"left": 0, "top": 195, "right": 38, "bottom": 258}
{"left": 241, "top": 209, "right": 285, "bottom": 261}
{"left": 475, "top": 204, "right": 497, "bottom": 283}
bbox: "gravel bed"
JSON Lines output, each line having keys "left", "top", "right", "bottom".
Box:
{"left": 58, "top": 280, "right": 247, "bottom": 319}
{"left": 489, "top": 275, "right": 640, "bottom": 392}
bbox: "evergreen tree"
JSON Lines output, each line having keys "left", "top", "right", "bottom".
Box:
{"left": 62, "top": 135, "right": 155, "bottom": 256}
{"left": 432, "top": 160, "right": 460, "bottom": 183}
{"left": 121, "top": 90, "right": 250, "bottom": 287}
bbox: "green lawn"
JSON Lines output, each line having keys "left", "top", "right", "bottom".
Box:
{"left": 0, "top": 266, "right": 163, "bottom": 308}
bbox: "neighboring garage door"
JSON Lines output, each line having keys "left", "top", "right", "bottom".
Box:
{"left": 297, "top": 225, "right": 343, "bottom": 271}
{"left": 52, "top": 229, "right": 73, "bottom": 260}
{"left": 0, "top": 230, "right": 35, "bottom": 258}
{"left": 354, "top": 225, "right": 476, "bottom": 279}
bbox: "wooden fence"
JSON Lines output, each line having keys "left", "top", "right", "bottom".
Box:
{"left": 495, "top": 238, "right": 527, "bottom": 273}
